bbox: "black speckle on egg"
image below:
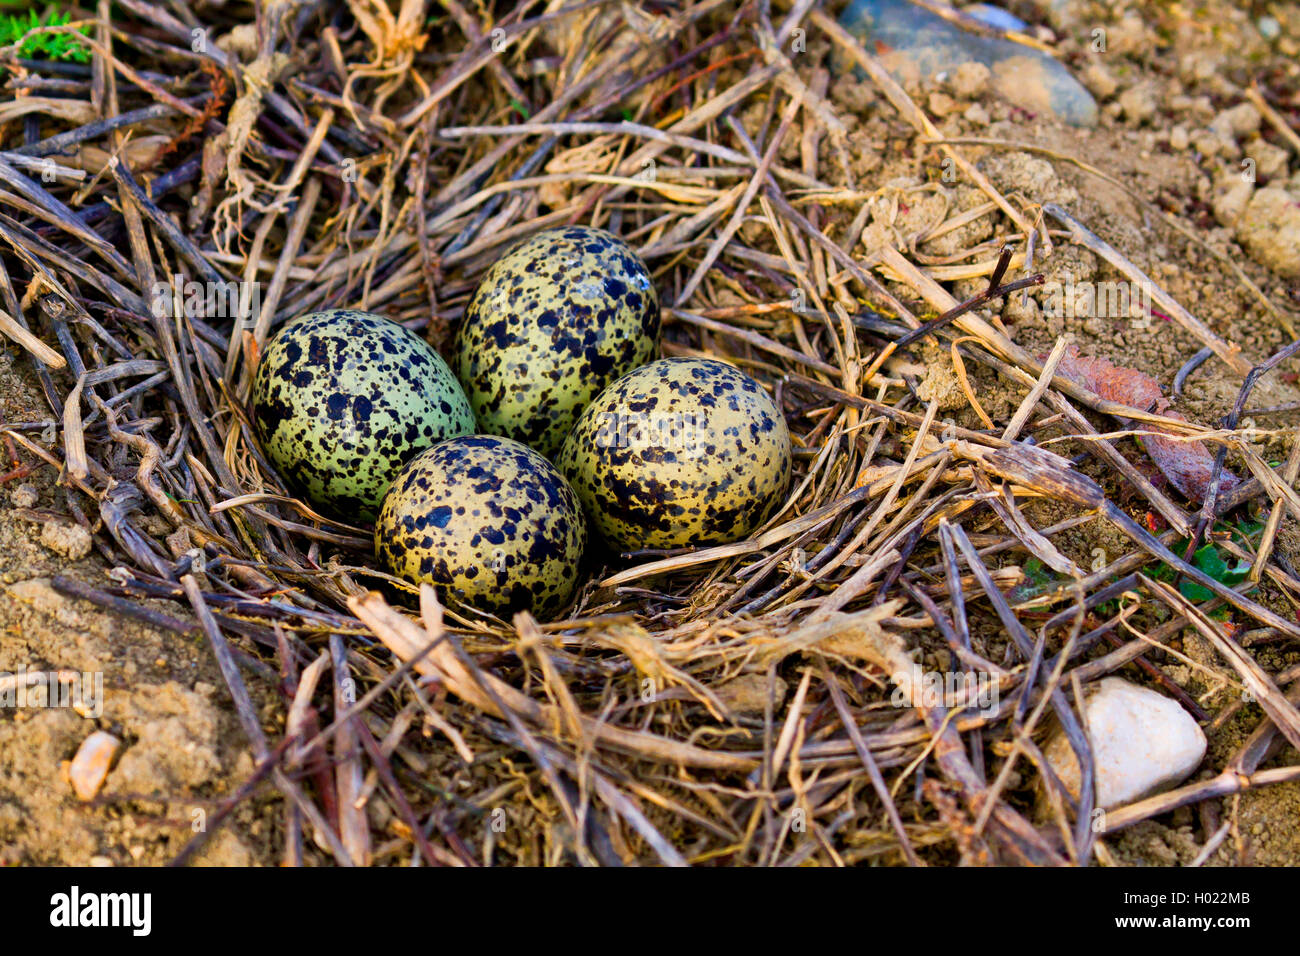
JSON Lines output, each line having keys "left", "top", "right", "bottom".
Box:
{"left": 453, "top": 226, "right": 659, "bottom": 458}
{"left": 251, "top": 310, "right": 475, "bottom": 521}
{"left": 375, "top": 436, "right": 587, "bottom": 617}
{"left": 557, "top": 358, "right": 792, "bottom": 550}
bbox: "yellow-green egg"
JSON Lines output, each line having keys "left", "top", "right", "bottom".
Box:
{"left": 453, "top": 225, "right": 659, "bottom": 458}
{"left": 557, "top": 358, "right": 792, "bottom": 551}
{"left": 251, "top": 309, "right": 474, "bottom": 521}
{"left": 375, "top": 436, "right": 586, "bottom": 616}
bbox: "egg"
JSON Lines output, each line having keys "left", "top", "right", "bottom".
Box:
{"left": 375, "top": 436, "right": 586, "bottom": 616}
{"left": 453, "top": 225, "right": 660, "bottom": 457}
{"left": 557, "top": 358, "right": 792, "bottom": 551}
{"left": 251, "top": 309, "right": 474, "bottom": 521}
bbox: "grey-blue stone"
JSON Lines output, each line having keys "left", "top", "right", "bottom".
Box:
{"left": 838, "top": 0, "right": 1098, "bottom": 127}
{"left": 963, "top": 3, "right": 1028, "bottom": 32}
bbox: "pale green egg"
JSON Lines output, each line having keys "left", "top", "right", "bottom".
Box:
{"left": 557, "top": 358, "right": 792, "bottom": 550}
{"left": 375, "top": 436, "right": 586, "bottom": 616}
{"left": 252, "top": 310, "right": 474, "bottom": 521}
{"left": 453, "top": 226, "right": 659, "bottom": 458}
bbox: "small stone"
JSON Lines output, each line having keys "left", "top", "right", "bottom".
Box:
{"left": 1250, "top": 140, "right": 1290, "bottom": 181}
{"left": 1259, "top": 16, "right": 1281, "bottom": 41}
{"left": 1118, "top": 84, "right": 1158, "bottom": 125}
{"left": 1192, "top": 129, "right": 1224, "bottom": 158}
{"left": 1210, "top": 102, "right": 1262, "bottom": 141}
{"left": 1001, "top": 290, "right": 1039, "bottom": 326}
{"left": 1108, "top": 12, "right": 1149, "bottom": 56}
{"left": 1237, "top": 188, "right": 1300, "bottom": 279}
{"left": 963, "top": 103, "right": 990, "bottom": 125}
{"left": 1179, "top": 51, "right": 1224, "bottom": 84}
{"left": 40, "top": 521, "right": 92, "bottom": 561}
{"left": 927, "top": 91, "right": 958, "bottom": 116}
{"left": 1045, "top": 678, "right": 1206, "bottom": 810}
{"left": 1211, "top": 175, "right": 1254, "bottom": 228}
{"left": 1169, "top": 125, "right": 1190, "bottom": 151}
{"left": 69, "top": 731, "right": 120, "bottom": 802}
{"left": 88, "top": 856, "right": 114, "bottom": 867}
{"left": 1079, "top": 61, "right": 1118, "bottom": 100}
{"left": 10, "top": 483, "right": 38, "bottom": 508}
{"left": 950, "top": 61, "right": 990, "bottom": 99}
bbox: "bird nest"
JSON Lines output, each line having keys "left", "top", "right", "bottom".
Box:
{"left": 5, "top": 0, "right": 1300, "bottom": 867}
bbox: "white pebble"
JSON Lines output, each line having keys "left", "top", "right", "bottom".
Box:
{"left": 68, "top": 731, "right": 120, "bottom": 802}
{"left": 1045, "top": 677, "right": 1206, "bottom": 810}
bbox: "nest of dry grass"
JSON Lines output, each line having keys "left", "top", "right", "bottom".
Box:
{"left": 5, "top": 0, "right": 1300, "bottom": 866}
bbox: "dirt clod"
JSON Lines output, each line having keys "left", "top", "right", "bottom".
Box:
{"left": 39, "top": 522, "right": 92, "bottom": 562}
{"left": 1237, "top": 188, "right": 1300, "bottom": 279}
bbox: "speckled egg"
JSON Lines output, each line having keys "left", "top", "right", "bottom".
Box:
{"left": 252, "top": 310, "right": 474, "bottom": 521}
{"left": 557, "top": 358, "right": 792, "bottom": 551}
{"left": 453, "top": 226, "right": 659, "bottom": 458}
{"left": 375, "top": 436, "right": 586, "bottom": 616}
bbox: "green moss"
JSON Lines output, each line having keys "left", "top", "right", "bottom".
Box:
{"left": 0, "top": 7, "right": 92, "bottom": 63}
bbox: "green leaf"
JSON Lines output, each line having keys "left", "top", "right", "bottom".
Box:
{"left": 1193, "top": 543, "right": 1228, "bottom": 580}
{"left": 1152, "top": 526, "right": 1256, "bottom": 608}
{"left": 1221, "top": 557, "right": 1251, "bottom": 587}
{"left": 1009, "top": 556, "right": 1056, "bottom": 602}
